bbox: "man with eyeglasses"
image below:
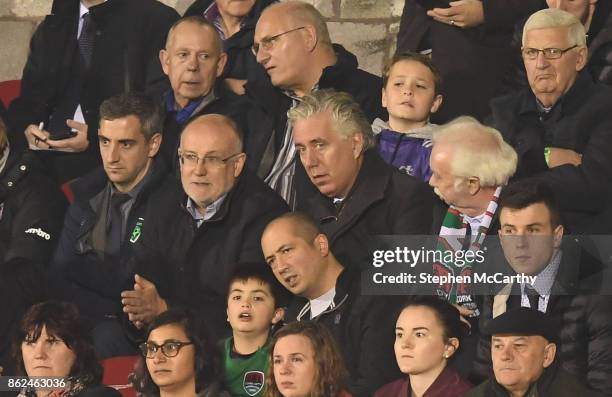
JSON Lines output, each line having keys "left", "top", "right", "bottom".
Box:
{"left": 490, "top": 8, "right": 612, "bottom": 234}
{"left": 245, "top": 1, "right": 385, "bottom": 207}
{"left": 122, "top": 113, "right": 289, "bottom": 340}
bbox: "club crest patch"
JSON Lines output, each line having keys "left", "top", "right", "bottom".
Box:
{"left": 243, "top": 371, "right": 264, "bottom": 396}
{"left": 129, "top": 217, "right": 144, "bottom": 243}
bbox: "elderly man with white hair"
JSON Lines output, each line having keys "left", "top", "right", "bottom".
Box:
{"left": 491, "top": 8, "right": 612, "bottom": 234}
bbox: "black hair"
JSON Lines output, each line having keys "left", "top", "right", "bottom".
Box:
{"left": 226, "top": 262, "right": 290, "bottom": 309}
{"left": 99, "top": 92, "right": 162, "bottom": 140}
{"left": 498, "top": 178, "right": 562, "bottom": 228}
{"left": 398, "top": 296, "right": 467, "bottom": 343}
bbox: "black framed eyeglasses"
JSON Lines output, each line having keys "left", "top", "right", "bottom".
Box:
{"left": 521, "top": 45, "right": 578, "bottom": 60}
{"left": 139, "top": 341, "right": 193, "bottom": 358}
{"left": 177, "top": 150, "right": 244, "bottom": 169}
{"left": 252, "top": 26, "right": 306, "bottom": 56}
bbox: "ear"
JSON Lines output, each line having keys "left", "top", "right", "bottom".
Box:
{"left": 232, "top": 153, "right": 246, "bottom": 178}
{"left": 430, "top": 94, "right": 443, "bottom": 114}
{"left": 381, "top": 87, "right": 388, "bottom": 109}
{"left": 542, "top": 342, "right": 557, "bottom": 368}
{"left": 575, "top": 46, "right": 588, "bottom": 72}
{"left": 444, "top": 337, "right": 460, "bottom": 358}
{"left": 159, "top": 49, "right": 169, "bottom": 75}
{"left": 552, "top": 224, "right": 564, "bottom": 249}
{"left": 351, "top": 133, "right": 364, "bottom": 159}
{"left": 147, "top": 133, "right": 162, "bottom": 158}
{"left": 271, "top": 307, "right": 285, "bottom": 325}
{"left": 466, "top": 176, "right": 481, "bottom": 195}
{"left": 216, "top": 52, "right": 228, "bottom": 78}
{"left": 302, "top": 25, "right": 318, "bottom": 52}
{"left": 314, "top": 233, "right": 330, "bottom": 257}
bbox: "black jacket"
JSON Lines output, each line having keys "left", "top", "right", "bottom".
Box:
{"left": 0, "top": 150, "right": 67, "bottom": 375}
{"left": 284, "top": 268, "right": 403, "bottom": 397}
{"left": 474, "top": 243, "right": 612, "bottom": 396}
{"left": 132, "top": 170, "right": 289, "bottom": 339}
{"left": 297, "top": 150, "right": 434, "bottom": 271}
{"left": 48, "top": 160, "right": 171, "bottom": 321}
{"left": 6, "top": 0, "right": 179, "bottom": 183}
{"left": 464, "top": 361, "right": 602, "bottom": 397}
{"left": 159, "top": 82, "right": 254, "bottom": 172}
{"left": 397, "top": 0, "right": 545, "bottom": 123}
{"left": 490, "top": 72, "right": 612, "bottom": 233}
{"left": 244, "top": 44, "right": 386, "bottom": 177}
{"left": 184, "top": 0, "right": 277, "bottom": 81}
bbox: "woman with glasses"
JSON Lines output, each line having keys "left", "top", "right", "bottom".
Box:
{"left": 374, "top": 296, "right": 472, "bottom": 397}
{"left": 264, "top": 321, "right": 353, "bottom": 397}
{"left": 132, "top": 309, "right": 229, "bottom": 397}
{"left": 12, "top": 301, "right": 121, "bottom": 397}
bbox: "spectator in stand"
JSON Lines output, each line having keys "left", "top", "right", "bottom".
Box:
{"left": 132, "top": 309, "right": 229, "bottom": 397}
{"left": 264, "top": 321, "right": 353, "bottom": 397}
{"left": 0, "top": 114, "right": 67, "bottom": 375}
{"left": 372, "top": 52, "right": 443, "bottom": 182}
{"left": 184, "top": 0, "right": 278, "bottom": 95}
{"left": 158, "top": 16, "right": 253, "bottom": 172}
{"left": 490, "top": 8, "right": 612, "bottom": 234}
{"left": 12, "top": 301, "right": 121, "bottom": 396}
{"left": 248, "top": 1, "right": 385, "bottom": 206}
{"left": 396, "top": 0, "right": 545, "bottom": 123}
{"left": 374, "top": 296, "right": 472, "bottom": 397}
{"left": 6, "top": 0, "right": 179, "bottom": 184}
{"left": 290, "top": 90, "right": 434, "bottom": 271}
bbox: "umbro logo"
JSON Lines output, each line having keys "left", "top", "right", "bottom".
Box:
{"left": 25, "top": 227, "right": 51, "bottom": 240}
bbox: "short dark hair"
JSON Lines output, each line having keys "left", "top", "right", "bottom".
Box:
{"left": 99, "top": 92, "right": 162, "bottom": 141}
{"left": 12, "top": 301, "right": 102, "bottom": 384}
{"left": 226, "top": 262, "right": 289, "bottom": 308}
{"left": 264, "top": 211, "right": 322, "bottom": 245}
{"left": 383, "top": 52, "right": 443, "bottom": 95}
{"left": 498, "top": 178, "right": 562, "bottom": 228}
{"left": 132, "top": 309, "right": 223, "bottom": 395}
{"left": 398, "top": 296, "right": 467, "bottom": 344}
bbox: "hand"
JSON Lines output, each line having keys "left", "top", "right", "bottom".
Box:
{"left": 121, "top": 274, "right": 168, "bottom": 325}
{"left": 225, "top": 78, "right": 247, "bottom": 96}
{"left": 547, "top": 147, "right": 582, "bottom": 168}
{"left": 427, "top": 0, "right": 484, "bottom": 28}
{"left": 453, "top": 304, "right": 474, "bottom": 330}
{"left": 45, "top": 120, "right": 89, "bottom": 153}
{"left": 24, "top": 124, "right": 52, "bottom": 150}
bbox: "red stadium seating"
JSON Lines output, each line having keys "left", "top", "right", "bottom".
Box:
{"left": 0, "top": 80, "right": 21, "bottom": 107}
{"left": 101, "top": 356, "right": 139, "bottom": 397}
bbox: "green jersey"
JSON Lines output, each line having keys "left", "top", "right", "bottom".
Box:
{"left": 223, "top": 337, "right": 270, "bottom": 397}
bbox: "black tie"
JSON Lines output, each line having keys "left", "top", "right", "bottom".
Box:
{"left": 106, "top": 193, "right": 131, "bottom": 256}
{"left": 79, "top": 12, "right": 95, "bottom": 68}
{"left": 525, "top": 284, "right": 541, "bottom": 311}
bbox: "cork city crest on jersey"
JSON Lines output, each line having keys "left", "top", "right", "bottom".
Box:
{"left": 243, "top": 371, "right": 264, "bottom": 396}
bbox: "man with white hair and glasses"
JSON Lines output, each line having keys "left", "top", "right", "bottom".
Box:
{"left": 490, "top": 8, "right": 612, "bottom": 234}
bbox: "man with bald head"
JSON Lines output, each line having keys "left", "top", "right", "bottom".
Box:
{"left": 491, "top": 8, "right": 612, "bottom": 233}
{"left": 246, "top": 0, "right": 385, "bottom": 206}
{"left": 158, "top": 16, "right": 253, "bottom": 171}
{"left": 122, "top": 113, "right": 288, "bottom": 338}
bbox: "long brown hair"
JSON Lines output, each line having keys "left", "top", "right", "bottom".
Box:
{"left": 264, "top": 321, "right": 348, "bottom": 397}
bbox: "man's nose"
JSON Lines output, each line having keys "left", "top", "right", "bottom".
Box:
{"left": 255, "top": 45, "right": 269, "bottom": 65}
{"left": 301, "top": 148, "right": 318, "bottom": 169}
{"left": 193, "top": 158, "right": 208, "bottom": 176}
{"left": 535, "top": 51, "right": 550, "bottom": 68}
{"left": 187, "top": 53, "right": 199, "bottom": 71}
{"left": 106, "top": 142, "right": 119, "bottom": 163}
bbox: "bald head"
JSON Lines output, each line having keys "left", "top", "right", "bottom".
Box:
{"left": 181, "top": 114, "right": 243, "bottom": 154}
{"left": 166, "top": 16, "right": 223, "bottom": 55}
{"left": 262, "top": 1, "right": 331, "bottom": 45}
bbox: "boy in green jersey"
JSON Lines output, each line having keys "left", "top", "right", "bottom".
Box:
{"left": 223, "top": 263, "right": 286, "bottom": 396}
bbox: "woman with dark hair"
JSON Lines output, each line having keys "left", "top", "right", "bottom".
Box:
{"left": 264, "top": 321, "right": 352, "bottom": 397}
{"left": 132, "top": 309, "right": 228, "bottom": 397}
{"left": 12, "top": 301, "right": 120, "bottom": 397}
{"left": 184, "top": 0, "right": 277, "bottom": 94}
{"left": 374, "top": 296, "right": 472, "bottom": 397}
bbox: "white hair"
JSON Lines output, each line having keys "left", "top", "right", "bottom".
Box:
{"left": 522, "top": 8, "right": 586, "bottom": 47}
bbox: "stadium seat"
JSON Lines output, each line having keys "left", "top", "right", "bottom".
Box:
{"left": 100, "top": 355, "right": 139, "bottom": 397}
{"left": 0, "top": 80, "right": 21, "bottom": 107}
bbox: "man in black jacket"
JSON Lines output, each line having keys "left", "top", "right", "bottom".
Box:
{"left": 121, "top": 114, "right": 289, "bottom": 339}
{"left": 6, "top": 0, "right": 179, "bottom": 184}
{"left": 247, "top": 1, "right": 385, "bottom": 205}
{"left": 474, "top": 179, "right": 612, "bottom": 396}
{"left": 490, "top": 8, "right": 612, "bottom": 234}
{"left": 158, "top": 16, "right": 254, "bottom": 172}
{"left": 48, "top": 93, "right": 170, "bottom": 358}
{"left": 0, "top": 115, "right": 67, "bottom": 374}
{"left": 261, "top": 212, "right": 403, "bottom": 397}
{"left": 290, "top": 90, "right": 434, "bottom": 271}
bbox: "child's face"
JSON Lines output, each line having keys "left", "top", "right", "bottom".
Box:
{"left": 382, "top": 60, "right": 442, "bottom": 126}
{"left": 227, "top": 278, "right": 282, "bottom": 335}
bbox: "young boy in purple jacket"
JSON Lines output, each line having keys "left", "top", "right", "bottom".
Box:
{"left": 373, "top": 52, "right": 443, "bottom": 182}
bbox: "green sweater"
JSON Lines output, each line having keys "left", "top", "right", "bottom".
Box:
{"left": 222, "top": 337, "right": 270, "bottom": 397}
